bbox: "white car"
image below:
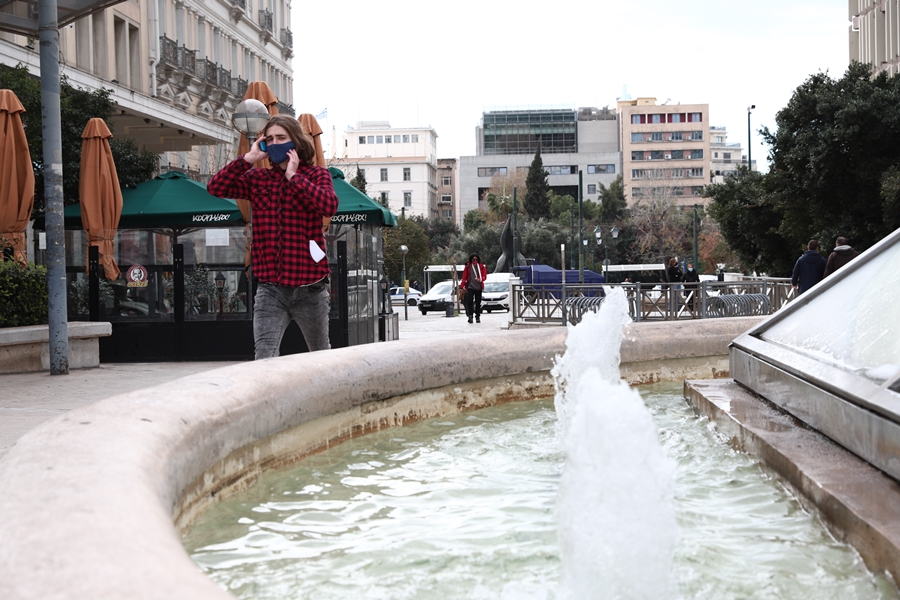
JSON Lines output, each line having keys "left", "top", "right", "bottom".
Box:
{"left": 418, "top": 280, "right": 456, "bottom": 315}
{"left": 481, "top": 275, "right": 510, "bottom": 312}
{"left": 390, "top": 286, "right": 422, "bottom": 306}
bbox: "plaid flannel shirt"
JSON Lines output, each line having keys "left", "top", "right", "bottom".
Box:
{"left": 208, "top": 157, "right": 338, "bottom": 286}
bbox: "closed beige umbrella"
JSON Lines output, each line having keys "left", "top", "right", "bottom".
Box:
{"left": 298, "top": 113, "right": 329, "bottom": 233}
{"left": 236, "top": 82, "right": 280, "bottom": 266}
{"left": 0, "top": 89, "right": 35, "bottom": 266}
{"left": 79, "top": 118, "right": 123, "bottom": 280}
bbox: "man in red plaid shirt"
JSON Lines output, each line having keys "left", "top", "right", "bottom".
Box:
{"left": 208, "top": 115, "right": 338, "bottom": 358}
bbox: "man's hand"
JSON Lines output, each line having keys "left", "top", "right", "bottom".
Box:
{"left": 244, "top": 135, "right": 268, "bottom": 164}
{"left": 284, "top": 149, "right": 300, "bottom": 180}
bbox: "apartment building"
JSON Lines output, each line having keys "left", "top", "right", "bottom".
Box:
{"left": 618, "top": 98, "right": 710, "bottom": 206}
{"left": 338, "top": 122, "right": 439, "bottom": 219}
{"left": 459, "top": 107, "right": 621, "bottom": 229}
{"left": 0, "top": 0, "right": 294, "bottom": 178}
{"left": 436, "top": 158, "right": 459, "bottom": 223}
{"left": 709, "top": 126, "right": 746, "bottom": 183}
{"left": 849, "top": 0, "right": 900, "bottom": 76}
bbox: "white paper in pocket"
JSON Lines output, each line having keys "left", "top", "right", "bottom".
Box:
{"left": 309, "top": 240, "right": 326, "bottom": 263}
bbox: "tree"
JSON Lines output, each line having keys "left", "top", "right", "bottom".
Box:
{"left": 411, "top": 215, "right": 459, "bottom": 252}
{"left": 626, "top": 192, "right": 692, "bottom": 265}
{"left": 705, "top": 167, "right": 794, "bottom": 275}
{"left": 519, "top": 219, "right": 567, "bottom": 269}
{"left": 0, "top": 63, "right": 158, "bottom": 211}
{"left": 382, "top": 216, "right": 430, "bottom": 286}
{"left": 597, "top": 174, "right": 627, "bottom": 223}
{"left": 349, "top": 166, "right": 367, "bottom": 194}
{"left": 523, "top": 146, "right": 551, "bottom": 219}
{"left": 761, "top": 61, "right": 900, "bottom": 252}
{"left": 463, "top": 209, "right": 487, "bottom": 232}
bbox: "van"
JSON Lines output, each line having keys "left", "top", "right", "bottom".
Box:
{"left": 481, "top": 273, "right": 511, "bottom": 313}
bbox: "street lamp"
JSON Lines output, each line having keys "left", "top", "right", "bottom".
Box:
{"left": 231, "top": 98, "right": 270, "bottom": 144}
{"left": 399, "top": 244, "right": 409, "bottom": 321}
{"left": 380, "top": 275, "right": 391, "bottom": 314}
{"left": 747, "top": 104, "right": 755, "bottom": 171}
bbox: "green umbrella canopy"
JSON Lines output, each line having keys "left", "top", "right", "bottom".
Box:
{"left": 33, "top": 171, "right": 245, "bottom": 230}
{"left": 330, "top": 167, "right": 398, "bottom": 227}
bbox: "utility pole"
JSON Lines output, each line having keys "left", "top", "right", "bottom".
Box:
{"left": 693, "top": 204, "right": 699, "bottom": 269}
{"left": 578, "top": 170, "right": 584, "bottom": 283}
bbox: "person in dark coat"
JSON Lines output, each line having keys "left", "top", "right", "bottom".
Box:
{"left": 666, "top": 257, "right": 683, "bottom": 313}
{"left": 682, "top": 261, "right": 701, "bottom": 314}
{"left": 823, "top": 236, "right": 859, "bottom": 278}
{"left": 791, "top": 240, "right": 826, "bottom": 295}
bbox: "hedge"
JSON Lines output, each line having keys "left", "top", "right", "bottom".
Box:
{"left": 0, "top": 261, "right": 49, "bottom": 327}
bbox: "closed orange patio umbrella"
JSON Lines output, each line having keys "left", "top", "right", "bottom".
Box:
{"left": 0, "top": 89, "right": 35, "bottom": 266}
{"left": 79, "top": 118, "right": 123, "bottom": 280}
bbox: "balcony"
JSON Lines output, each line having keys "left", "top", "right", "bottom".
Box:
{"left": 259, "top": 9, "right": 273, "bottom": 42}
{"left": 231, "top": 77, "right": 248, "bottom": 98}
{"left": 229, "top": 0, "right": 245, "bottom": 21}
{"left": 196, "top": 59, "right": 218, "bottom": 87}
{"left": 280, "top": 28, "right": 293, "bottom": 49}
{"left": 217, "top": 66, "right": 231, "bottom": 90}
{"left": 276, "top": 101, "right": 295, "bottom": 117}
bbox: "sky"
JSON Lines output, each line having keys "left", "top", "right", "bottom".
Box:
{"left": 291, "top": 0, "right": 850, "bottom": 171}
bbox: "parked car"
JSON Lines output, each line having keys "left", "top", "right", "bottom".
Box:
{"left": 418, "top": 280, "right": 456, "bottom": 315}
{"left": 481, "top": 274, "right": 510, "bottom": 312}
{"left": 390, "top": 286, "right": 422, "bottom": 306}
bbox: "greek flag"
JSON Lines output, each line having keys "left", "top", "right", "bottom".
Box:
{"left": 315, "top": 108, "right": 327, "bottom": 120}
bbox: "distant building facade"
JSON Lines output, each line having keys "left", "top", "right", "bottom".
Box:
{"left": 849, "top": 0, "right": 900, "bottom": 77}
{"left": 437, "top": 159, "right": 459, "bottom": 223}
{"left": 709, "top": 126, "right": 747, "bottom": 183}
{"left": 459, "top": 107, "right": 621, "bottom": 229}
{"left": 338, "top": 122, "right": 439, "bottom": 219}
{"left": 0, "top": 0, "right": 295, "bottom": 180}
{"left": 618, "top": 98, "right": 710, "bottom": 206}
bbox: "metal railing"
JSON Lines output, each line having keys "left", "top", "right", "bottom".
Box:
{"left": 512, "top": 278, "right": 795, "bottom": 325}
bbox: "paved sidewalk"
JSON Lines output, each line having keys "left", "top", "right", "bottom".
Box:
{"left": 0, "top": 307, "right": 517, "bottom": 457}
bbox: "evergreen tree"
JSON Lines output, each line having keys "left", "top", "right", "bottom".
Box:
{"left": 597, "top": 174, "right": 628, "bottom": 223}
{"left": 524, "top": 146, "right": 551, "bottom": 219}
{"left": 349, "top": 166, "right": 367, "bottom": 194}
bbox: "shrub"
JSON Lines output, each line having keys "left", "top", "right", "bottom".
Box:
{"left": 0, "top": 261, "right": 49, "bottom": 327}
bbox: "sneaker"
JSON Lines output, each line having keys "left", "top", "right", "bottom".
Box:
{"left": 468, "top": 317, "right": 473, "bottom": 323}
{"left": 475, "top": 316, "right": 480, "bottom": 323}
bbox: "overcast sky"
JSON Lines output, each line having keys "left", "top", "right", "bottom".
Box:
{"left": 291, "top": 1, "right": 849, "bottom": 170}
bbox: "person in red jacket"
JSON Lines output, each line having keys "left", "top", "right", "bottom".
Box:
{"left": 460, "top": 253, "right": 488, "bottom": 323}
{"left": 207, "top": 115, "right": 338, "bottom": 358}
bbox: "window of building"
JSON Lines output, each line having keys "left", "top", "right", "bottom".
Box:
{"left": 632, "top": 187, "right": 644, "bottom": 197}
{"left": 547, "top": 165, "right": 577, "bottom": 175}
{"left": 380, "top": 168, "right": 388, "bottom": 182}
{"left": 670, "top": 113, "right": 683, "bottom": 123}
{"left": 723, "top": 152, "right": 731, "bottom": 160}
{"left": 651, "top": 114, "right": 662, "bottom": 124}
{"left": 441, "top": 176, "right": 451, "bottom": 186}
{"left": 689, "top": 113, "right": 702, "bottom": 122}
{"left": 714, "top": 152, "right": 719, "bottom": 158}
{"left": 651, "top": 132, "right": 663, "bottom": 142}
{"left": 367, "top": 136, "right": 375, "bottom": 144}
{"left": 440, "top": 194, "right": 451, "bottom": 203}
{"left": 670, "top": 132, "right": 683, "bottom": 141}
{"left": 411, "top": 134, "right": 419, "bottom": 142}
{"left": 477, "top": 167, "right": 508, "bottom": 177}
{"left": 358, "top": 136, "right": 366, "bottom": 144}
{"left": 690, "top": 150, "right": 704, "bottom": 159}
{"left": 403, "top": 167, "right": 411, "bottom": 181}
{"left": 587, "top": 164, "right": 615, "bottom": 174}
{"left": 631, "top": 132, "right": 642, "bottom": 142}
{"left": 670, "top": 168, "right": 684, "bottom": 178}
{"left": 631, "top": 169, "right": 644, "bottom": 179}
{"left": 672, "top": 187, "right": 684, "bottom": 196}
{"left": 441, "top": 209, "right": 452, "bottom": 219}
{"left": 631, "top": 151, "right": 644, "bottom": 161}
{"left": 403, "top": 192, "right": 412, "bottom": 207}
{"left": 402, "top": 135, "right": 409, "bottom": 143}
{"left": 692, "top": 186, "right": 703, "bottom": 195}
{"left": 690, "top": 167, "right": 704, "bottom": 177}
{"left": 376, "top": 136, "right": 383, "bottom": 144}
{"left": 587, "top": 184, "right": 597, "bottom": 194}
{"left": 380, "top": 191, "right": 388, "bottom": 203}
{"left": 631, "top": 114, "right": 642, "bottom": 124}
{"left": 385, "top": 135, "right": 392, "bottom": 144}
{"left": 670, "top": 150, "right": 684, "bottom": 160}
{"left": 716, "top": 136, "right": 724, "bottom": 143}
{"left": 690, "top": 131, "right": 703, "bottom": 140}
{"left": 650, "top": 150, "right": 664, "bottom": 160}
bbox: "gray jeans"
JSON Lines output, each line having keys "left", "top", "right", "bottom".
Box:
{"left": 253, "top": 281, "right": 331, "bottom": 359}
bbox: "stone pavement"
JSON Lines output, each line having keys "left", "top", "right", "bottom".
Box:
{"left": 0, "top": 306, "right": 516, "bottom": 457}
